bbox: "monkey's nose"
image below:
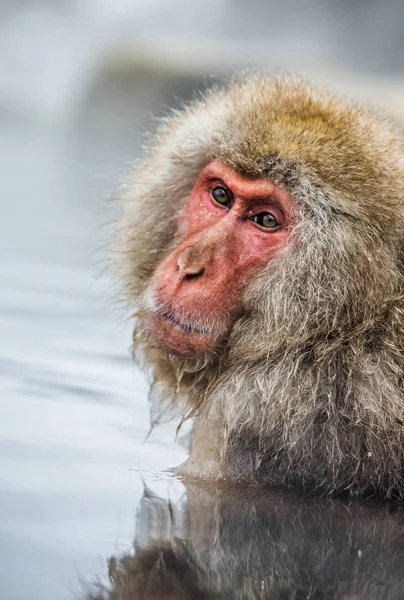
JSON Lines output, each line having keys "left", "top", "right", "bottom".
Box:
{"left": 177, "top": 250, "right": 205, "bottom": 280}
{"left": 184, "top": 268, "right": 204, "bottom": 281}
{"left": 178, "top": 262, "right": 205, "bottom": 281}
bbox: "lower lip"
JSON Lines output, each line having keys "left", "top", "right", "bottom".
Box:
{"left": 147, "top": 311, "right": 218, "bottom": 356}
{"left": 157, "top": 310, "right": 208, "bottom": 336}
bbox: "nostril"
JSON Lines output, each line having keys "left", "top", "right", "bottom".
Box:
{"left": 184, "top": 268, "right": 204, "bottom": 281}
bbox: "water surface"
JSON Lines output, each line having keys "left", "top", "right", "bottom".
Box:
{"left": 0, "top": 114, "right": 187, "bottom": 600}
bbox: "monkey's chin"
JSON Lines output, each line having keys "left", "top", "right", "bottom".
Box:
{"left": 147, "top": 312, "right": 220, "bottom": 357}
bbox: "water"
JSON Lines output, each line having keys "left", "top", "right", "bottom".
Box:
{"left": 2, "top": 87, "right": 404, "bottom": 600}
{"left": 88, "top": 483, "right": 404, "bottom": 599}
{"left": 0, "top": 112, "right": 188, "bottom": 599}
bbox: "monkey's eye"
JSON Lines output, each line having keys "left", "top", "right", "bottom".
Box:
{"left": 211, "top": 186, "right": 232, "bottom": 208}
{"left": 251, "top": 212, "right": 279, "bottom": 229}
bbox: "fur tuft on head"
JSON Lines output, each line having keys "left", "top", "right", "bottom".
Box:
{"left": 114, "top": 74, "right": 404, "bottom": 497}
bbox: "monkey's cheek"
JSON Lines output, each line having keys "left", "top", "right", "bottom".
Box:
{"left": 147, "top": 313, "right": 219, "bottom": 357}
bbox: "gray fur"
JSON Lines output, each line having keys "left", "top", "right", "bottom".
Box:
{"left": 114, "top": 75, "right": 404, "bottom": 498}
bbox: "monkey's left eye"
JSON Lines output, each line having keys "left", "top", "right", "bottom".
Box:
{"left": 251, "top": 212, "right": 279, "bottom": 229}
{"left": 211, "top": 186, "right": 232, "bottom": 208}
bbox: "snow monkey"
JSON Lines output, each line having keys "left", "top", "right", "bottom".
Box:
{"left": 115, "top": 75, "right": 404, "bottom": 499}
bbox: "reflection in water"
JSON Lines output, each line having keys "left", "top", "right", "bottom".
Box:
{"left": 86, "top": 481, "right": 404, "bottom": 600}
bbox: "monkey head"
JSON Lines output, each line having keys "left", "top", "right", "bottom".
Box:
{"left": 119, "top": 77, "right": 403, "bottom": 363}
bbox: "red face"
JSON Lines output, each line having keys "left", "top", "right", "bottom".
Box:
{"left": 147, "top": 160, "right": 294, "bottom": 356}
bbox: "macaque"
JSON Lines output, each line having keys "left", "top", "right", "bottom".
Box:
{"left": 115, "top": 75, "right": 404, "bottom": 498}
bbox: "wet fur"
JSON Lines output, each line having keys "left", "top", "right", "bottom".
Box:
{"left": 115, "top": 75, "right": 404, "bottom": 498}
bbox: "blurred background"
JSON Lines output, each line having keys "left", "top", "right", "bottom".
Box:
{"left": 1, "top": 2, "right": 404, "bottom": 599}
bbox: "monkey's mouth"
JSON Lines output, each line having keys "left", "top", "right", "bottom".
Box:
{"left": 147, "top": 302, "right": 225, "bottom": 356}
{"left": 155, "top": 308, "right": 214, "bottom": 336}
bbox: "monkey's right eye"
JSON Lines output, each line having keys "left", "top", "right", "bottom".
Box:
{"left": 211, "top": 186, "right": 232, "bottom": 208}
